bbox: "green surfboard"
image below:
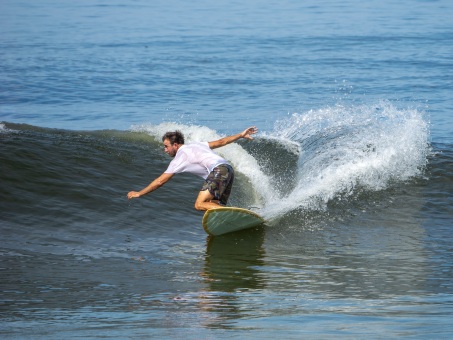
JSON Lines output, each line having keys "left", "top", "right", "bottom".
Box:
{"left": 202, "top": 207, "right": 265, "bottom": 236}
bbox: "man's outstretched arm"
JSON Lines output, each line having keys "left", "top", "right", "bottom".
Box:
{"left": 208, "top": 126, "right": 258, "bottom": 149}
{"left": 127, "top": 172, "right": 174, "bottom": 199}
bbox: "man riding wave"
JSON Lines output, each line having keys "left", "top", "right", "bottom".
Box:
{"left": 127, "top": 126, "right": 258, "bottom": 211}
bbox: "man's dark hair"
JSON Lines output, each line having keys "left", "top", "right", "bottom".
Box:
{"left": 162, "top": 130, "right": 185, "bottom": 145}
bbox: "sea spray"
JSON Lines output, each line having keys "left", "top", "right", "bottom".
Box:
{"left": 261, "top": 101, "right": 430, "bottom": 218}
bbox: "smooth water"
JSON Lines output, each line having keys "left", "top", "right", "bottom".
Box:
{"left": 1, "top": 0, "right": 453, "bottom": 338}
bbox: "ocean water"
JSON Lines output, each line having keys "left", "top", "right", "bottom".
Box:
{"left": 1, "top": 0, "right": 452, "bottom": 338}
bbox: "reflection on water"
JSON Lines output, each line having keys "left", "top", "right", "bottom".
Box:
{"left": 203, "top": 228, "right": 266, "bottom": 292}
{"left": 198, "top": 227, "right": 266, "bottom": 328}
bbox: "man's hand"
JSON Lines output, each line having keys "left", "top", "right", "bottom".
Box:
{"left": 241, "top": 126, "right": 258, "bottom": 140}
{"left": 127, "top": 173, "right": 174, "bottom": 200}
{"left": 209, "top": 126, "right": 259, "bottom": 149}
{"left": 127, "top": 191, "right": 141, "bottom": 199}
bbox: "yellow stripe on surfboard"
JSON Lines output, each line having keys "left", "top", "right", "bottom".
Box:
{"left": 202, "top": 207, "right": 264, "bottom": 236}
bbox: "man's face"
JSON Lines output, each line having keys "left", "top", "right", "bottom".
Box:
{"left": 163, "top": 139, "right": 179, "bottom": 157}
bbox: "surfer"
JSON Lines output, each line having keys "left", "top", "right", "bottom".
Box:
{"left": 127, "top": 126, "right": 258, "bottom": 211}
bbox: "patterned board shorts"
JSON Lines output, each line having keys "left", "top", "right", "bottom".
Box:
{"left": 201, "top": 164, "right": 234, "bottom": 205}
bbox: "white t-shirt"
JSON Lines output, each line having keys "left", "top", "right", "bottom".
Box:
{"left": 164, "top": 142, "right": 229, "bottom": 179}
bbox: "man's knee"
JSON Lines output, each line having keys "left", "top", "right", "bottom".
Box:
{"left": 194, "top": 201, "right": 204, "bottom": 211}
{"left": 195, "top": 191, "right": 211, "bottom": 210}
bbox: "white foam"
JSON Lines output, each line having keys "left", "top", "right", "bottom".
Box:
{"left": 261, "top": 101, "right": 430, "bottom": 218}
{"left": 0, "top": 123, "right": 16, "bottom": 134}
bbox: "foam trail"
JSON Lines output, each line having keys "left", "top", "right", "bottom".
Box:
{"left": 261, "top": 101, "right": 430, "bottom": 218}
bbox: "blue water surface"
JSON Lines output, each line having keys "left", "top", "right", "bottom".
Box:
{"left": 1, "top": 1, "right": 453, "bottom": 339}
{"left": 1, "top": 0, "right": 452, "bottom": 141}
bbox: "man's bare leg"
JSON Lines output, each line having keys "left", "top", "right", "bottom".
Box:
{"left": 194, "top": 190, "right": 222, "bottom": 211}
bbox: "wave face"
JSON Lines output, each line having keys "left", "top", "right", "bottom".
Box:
{"left": 1, "top": 101, "right": 430, "bottom": 231}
